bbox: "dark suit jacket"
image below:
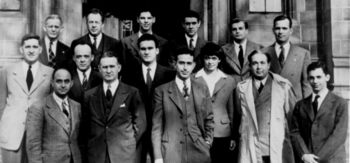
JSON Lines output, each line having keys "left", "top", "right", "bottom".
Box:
{"left": 120, "top": 33, "right": 168, "bottom": 69}
{"left": 84, "top": 82, "right": 146, "bottom": 163}
{"left": 39, "top": 39, "right": 70, "bottom": 69}
{"left": 26, "top": 94, "right": 82, "bottom": 163}
{"left": 291, "top": 92, "right": 348, "bottom": 163}
{"left": 70, "top": 33, "right": 120, "bottom": 70}
{"left": 221, "top": 40, "right": 263, "bottom": 82}
{"left": 152, "top": 79, "right": 214, "bottom": 163}
{"left": 192, "top": 72, "right": 237, "bottom": 138}
{"left": 261, "top": 44, "right": 312, "bottom": 101}
{"left": 168, "top": 35, "right": 208, "bottom": 73}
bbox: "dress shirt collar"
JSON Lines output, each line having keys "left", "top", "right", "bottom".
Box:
{"left": 195, "top": 68, "right": 227, "bottom": 96}
{"left": 89, "top": 33, "right": 102, "bottom": 48}
{"left": 138, "top": 31, "right": 153, "bottom": 38}
{"left": 185, "top": 34, "right": 198, "bottom": 48}
{"left": 234, "top": 39, "right": 247, "bottom": 57}
{"left": 195, "top": 68, "right": 227, "bottom": 79}
{"left": 275, "top": 41, "right": 291, "bottom": 60}
{"left": 142, "top": 62, "right": 157, "bottom": 82}
{"left": 77, "top": 67, "right": 92, "bottom": 84}
{"left": 103, "top": 79, "right": 119, "bottom": 97}
{"left": 22, "top": 60, "right": 39, "bottom": 79}
{"left": 45, "top": 36, "right": 58, "bottom": 55}
{"left": 53, "top": 92, "right": 70, "bottom": 114}
{"left": 253, "top": 75, "right": 268, "bottom": 90}
{"left": 312, "top": 89, "right": 329, "bottom": 110}
{"left": 175, "top": 76, "right": 191, "bottom": 95}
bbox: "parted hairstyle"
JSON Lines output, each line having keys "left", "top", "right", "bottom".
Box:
{"left": 45, "top": 14, "right": 63, "bottom": 25}
{"left": 248, "top": 50, "right": 272, "bottom": 64}
{"left": 200, "top": 42, "right": 225, "bottom": 61}
{"left": 229, "top": 18, "right": 248, "bottom": 30}
{"left": 87, "top": 8, "right": 105, "bottom": 23}
{"left": 273, "top": 15, "right": 292, "bottom": 28}
{"left": 99, "top": 51, "right": 119, "bottom": 65}
{"left": 173, "top": 46, "right": 194, "bottom": 62}
{"left": 182, "top": 10, "right": 200, "bottom": 23}
{"left": 137, "top": 34, "right": 159, "bottom": 48}
{"left": 307, "top": 61, "right": 329, "bottom": 75}
{"left": 21, "top": 33, "right": 41, "bottom": 46}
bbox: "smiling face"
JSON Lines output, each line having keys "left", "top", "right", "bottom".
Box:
{"left": 273, "top": 19, "right": 293, "bottom": 45}
{"left": 43, "top": 18, "right": 62, "bottom": 40}
{"left": 183, "top": 17, "right": 201, "bottom": 37}
{"left": 231, "top": 21, "right": 248, "bottom": 43}
{"left": 20, "top": 39, "right": 42, "bottom": 65}
{"left": 308, "top": 68, "right": 330, "bottom": 94}
{"left": 204, "top": 55, "right": 220, "bottom": 72}
{"left": 139, "top": 40, "right": 159, "bottom": 65}
{"left": 73, "top": 44, "right": 94, "bottom": 71}
{"left": 52, "top": 69, "right": 73, "bottom": 98}
{"left": 250, "top": 53, "right": 270, "bottom": 80}
{"left": 174, "top": 54, "right": 195, "bottom": 80}
{"left": 137, "top": 11, "right": 155, "bottom": 33}
{"left": 87, "top": 13, "right": 104, "bottom": 37}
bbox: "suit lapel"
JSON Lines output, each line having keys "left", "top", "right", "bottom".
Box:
{"left": 194, "top": 37, "right": 204, "bottom": 59}
{"left": 242, "top": 41, "right": 255, "bottom": 73}
{"left": 55, "top": 41, "right": 66, "bottom": 64}
{"left": 46, "top": 94, "right": 70, "bottom": 135}
{"left": 39, "top": 39, "right": 49, "bottom": 65}
{"left": 224, "top": 43, "right": 241, "bottom": 69}
{"left": 315, "top": 92, "right": 335, "bottom": 119}
{"left": 239, "top": 79, "right": 259, "bottom": 132}
{"left": 108, "top": 83, "right": 129, "bottom": 120}
{"left": 71, "top": 70, "right": 83, "bottom": 99}
{"left": 268, "top": 44, "right": 282, "bottom": 74}
{"left": 280, "top": 44, "right": 299, "bottom": 76}
{"left": 12, "top": 63, "right": 29, "bottom": 94}
{"left": 302, "top": 95, "right": 315, "bottom": 121}
{"left": 130, "top": 34, "right": 139, "bottom": 53}
{"left": 212, "top": 78, "right": 226, "bottom": 98}
{"left": 152, "top": 65, "right": 165, "bottom": 88}
{"left": 91, "top": 86, "right": 106, "bottom": 121}
{"left": 168, "top": 81, "right": 183, "bottom": 114}
{"left": 255, "top": 75, "right": 272, "bottom": 108}
{"left": 29, "top": 63, "right": 48, "bottom": 95}
{"left": 68, "top": 98, "right": 79, "bottom": 136}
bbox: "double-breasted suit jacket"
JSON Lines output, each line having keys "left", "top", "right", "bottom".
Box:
{"left": 261, "top": 44, "right": 312, "bottom": 101}
{"left": 0, "top": 62, "right": 53, "bottom": 150}
{"left": 291, "top": 92, "right": 348, "bottom": 163}
{"left": 26, "top": 94, "right": 82, "bottom": 163}
{"left": 221, "top": 41, "right": 263, "bottom": 82}
{"left": 84, "top": 82, "right": 147, "bottom": 163}
{"left": 168, "top": 35, "right": 208, "bottom": 73}
{"left": 152, "top": 79, "right": 214, "bottom": 163}
{"left": 39, "top": 39, "right": 70, "bottom": 69}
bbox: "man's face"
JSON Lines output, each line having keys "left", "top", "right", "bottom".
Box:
{"left": 99, "top": 57, "right": 121, "bottom": 83}
{"left": 273, "top": 19, "right": 293, "bottom": 45}
{"left": 43, "top": 18, "right": 62, "bottom": 40}
{"left": 204, "top": 55, "right": 220, "bottom": 72}
{"left": 308, "top": 68, "right": 330, "bottom": 94}
{"left": 52, "top": 69, "right": 73, "bottom": 97}
{"left": 231, "top": 21, "right": 248, "bottom": 42}
{"left": 139, "top": 40, "right": 159, "bottom": 65}
{"left": 137, "top": 12, "right": 155, "bottom": 32}
{"left": 250, "top": 53, "right": 270, "bottom": 80}
{"left": 174, "top": 54, "right": 195, "bottom": 80}
{"left": 87, "top": 13, "right": 104, "bottom": 37}
{"left": 183, "top": 17, "right": 201, "bottom": 37}
{"left": 73, "top": 45, "right": 94, "bottom": 71}
{"left": 20, "top": 39, "right": 42, "bottom": 65}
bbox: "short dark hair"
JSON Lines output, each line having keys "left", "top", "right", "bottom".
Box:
{"left": 52, "top": 68, "right": 72, "bottom": 80}
{"left": 137, "top": 34, "right": 159, "bottom": 48}
{"left": 229, "top": 18, "right": 248, "bottom": 30}
{"left": 73, "top": 43, "right": 94, "bottom": 56}
{"left": 248, "top": 50, "right": 271, "bottom": 64}
{"left": 273, "top": 15, "right": 292, "bottom": 28}
{"left": 87, "top": 8, "right": 104, "bottom": 23}
{"left": 174, "top": 47, "right": 194, "bottom": 62}
{"left": 182, "top": 10, "right": 200, "bottom": 23}
{"left": 99, "top": 51, "right": 119, "bottom": 65}
{"left": 137, "top": 7, "right": 155, "bottom": 18}
{"left": 307, "top": 61, "right": 329, "bottom": 75}
{"left": 200, "top": 42, "right": 225, "bottom": 61}
{"left": 21, "top": 33, "right": 41, "bottom": 46}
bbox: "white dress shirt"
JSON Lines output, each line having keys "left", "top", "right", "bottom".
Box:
{"left": 53, "top": 92, "right": 70, "bottom": 115}
{"left": 89, "top": 33, "right": 102, "bottom": 49}
{"left": 234, "top": 39, "right": 247, "bottom": 57}
{"left": 175, "top": 76, "right": 191, "bottom": 95}
{"left": 312, "top": 89, "right": 329, "bottom": 110}
{"left": 45, "top": 36, "right": 57, "bottom": 57}
{"left": 77, "top": 67, "right": 92, "bottom": 84}
{"left": 254, "top": 75, "right": 268, "bottom": 90}
{"left": 185, "top": 34, "right": 198, "bottom": 48}
{"left": 103, "top": 79, "right": 119, "bottom": 97}
{"left": 195, "top": 68, "right": 227, "bottom": 97}
{"left": 275, "top": 42, "right": 291, "bottom": 62}
{"left": 22, "top": 60, "right": 39, "bottom": 79}
{"left": 142, "top": 62, "right": 157, "bottom": 83}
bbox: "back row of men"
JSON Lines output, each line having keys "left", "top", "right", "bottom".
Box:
{"left": 0, "top": 8, "right": 347, "bottom": 163}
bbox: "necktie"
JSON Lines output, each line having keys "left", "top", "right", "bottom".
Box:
{"left": 82, "top": 72, "right": 88, "bottom": 90}
{"left": 48, "top": 41, "right": 56, "bottom": 68}
{"left": 26, "top": 65, "right": 33, "bottom": 91}
{"left": 189, "top": 38, "right": 194, "bottom": 51}
{"left": 279, "top": 46, "right": 285, "bottom": 69}
{"left": 146, "top": 68, "right": 152, "bottom": 94}
{"left": 312, "top": 95, "right": 320, "bottom": 116}
{"left": 62, "top": 101, "right": 69, "bottom": 118}
{"left": 106, "top": 85, "right": 112, "bottom": 101}
{"left": 183, "top": 81, "right": 189, "bottom": 100}
{"left": 93, "top": 37, "right": 97, "bottom": 49}
{"left": 238, "top": 45, "right": 244, "bottom": 67}
{"left": 258, "top": 82, "right": 264, "bottom": 93}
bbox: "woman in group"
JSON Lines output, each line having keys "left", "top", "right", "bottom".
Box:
{"left": 192, "top": 42, "right": 238, "bottom": 163}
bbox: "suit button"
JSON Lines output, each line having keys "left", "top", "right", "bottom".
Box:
{"left": 106, "top": 126, "right": 109, "bottom": 129}
{"left": 180, "top": 116, "right": 183, "bottom": 119}
{"left": 180, "top": 141, "right": 184, "bottom": 144}
{"left": 180, "top": 128, "right": 182, "bottom": 131}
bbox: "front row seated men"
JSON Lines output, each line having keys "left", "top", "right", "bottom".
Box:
{"left": 26, "top": 68, "right": 82, "bottom": 163}
{"left": 83, "top": 52, "right": 146, "bottom": 163}
{"left": 234, "top": 50, "right": 296, "bottom": 163}
{"left": 291, "top": 61, "right": 348, "bottom": 163}
{"left": 152, "top": 48, "right": 214, "bottom": 163}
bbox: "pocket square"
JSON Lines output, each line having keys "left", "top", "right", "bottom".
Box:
{"left": 120, "top": 103, "right": 126, "bottom": 107}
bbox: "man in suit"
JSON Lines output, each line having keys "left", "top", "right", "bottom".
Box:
{"left": 39, "top": 14, "right": 70, "bottom": 69}
{"left": 71, "top": 8, "right": 119, "bottom": 70}
{"left": 193, "top": 43, "right": 237, "bottom": 163}
{"left": 222, "top": 18, "right": 263, "bottom": 82}
{"left": 152, "top": 48, "right": 214, "bottom": 163}
{"left": 84, "top": 52, "right": 147, "bottom": 163}
{"left": 291, "top": 61, "right": 348, "bottom": 163}
{"left": 0, "top": 34, "right": 53, "bottom": 163}
{"left": 261, "top": 15, "right": 312, "bottom": 101}
{"left": 26, "top": 68, "right": 82, "bottom": 163}
{"left": 234, "top": 50, "right": 296, "bottom": 163}
{"left": 120, "top": 8, "right": 168, "bottom": 74}
{"left": 121, "top": 34, "right": 175, "bottom": 163}
{"left": 168, "top": 10, "right": 208, "bottom": 73}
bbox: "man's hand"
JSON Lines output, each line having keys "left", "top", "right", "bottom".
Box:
{"left": 229, "top": 140, "right": 236, "bottom": 150}
{"left": 302, "top": 154, "right": 319, "bottom": 163}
